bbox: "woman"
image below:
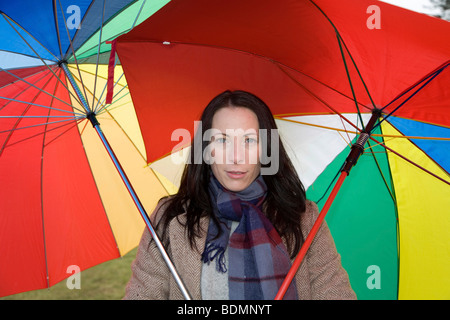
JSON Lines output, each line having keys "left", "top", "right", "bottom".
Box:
{"left": 124, "top": 90, "right": 356, "bottom": 300}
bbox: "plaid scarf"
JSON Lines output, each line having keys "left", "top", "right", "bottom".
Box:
{"left": 202, "top": 174, "right": 297, "bottom": 300}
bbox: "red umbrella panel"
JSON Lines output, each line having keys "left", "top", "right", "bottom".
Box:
{"left": 116, "top": 0, "right": 450, "bottom": 299}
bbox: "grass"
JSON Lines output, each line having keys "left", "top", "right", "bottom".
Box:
{"left": 1, "top": 248, "right": 137, "bottom": 300}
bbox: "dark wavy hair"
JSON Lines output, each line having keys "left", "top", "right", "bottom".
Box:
{"left": 157, "top": 90, "right": 306, "bottom": 258}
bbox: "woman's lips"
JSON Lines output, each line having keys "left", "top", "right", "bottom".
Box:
{"left": 226, "top": 171, "right": 247, "bottom": 179}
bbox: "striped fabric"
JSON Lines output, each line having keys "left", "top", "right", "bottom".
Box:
{"left": 202, "top": 175, "right": 297, "bottom": 300}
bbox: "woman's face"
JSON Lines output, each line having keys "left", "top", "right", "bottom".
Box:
{"left": 209, "top": 106, "right": 261, "bottom": 192}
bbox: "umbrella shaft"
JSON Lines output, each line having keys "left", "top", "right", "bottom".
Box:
{"left": 342, "top": 109, "right": 381, "bottom": 174}
{"left": 93, "top": 123, "right": 192, "bottom": 300}
{"left": 61, "top": 62, "right": 192, "bottom": 300}
{"left": 275, "top": 171, "right": 348, "bottom": 300}
{"left": 60, "top": 63, "right": 91, "bottom": 113}
{"left": 275, "top": 110, "right": 382, "bottom": 300}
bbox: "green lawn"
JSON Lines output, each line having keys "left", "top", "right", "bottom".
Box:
{"left": 1, "top": 248, "right": 137, "bottom": 300}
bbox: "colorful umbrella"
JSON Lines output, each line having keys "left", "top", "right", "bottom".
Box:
{"left": 0, "top": 0, "right": 179, "bottom": 297}
{"left": 116, "top": 0, "right": 450, "bottom": 299}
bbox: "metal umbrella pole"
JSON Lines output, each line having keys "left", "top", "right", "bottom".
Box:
{"left": 61, "top": 62, "right": 192, "bottom": 300}
{"left": 275, "top": 109, "right": 382, "bottom": 300}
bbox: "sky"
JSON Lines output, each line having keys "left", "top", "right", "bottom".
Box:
{"left": 379, "top": 0, "right": 441, "bottom": 15}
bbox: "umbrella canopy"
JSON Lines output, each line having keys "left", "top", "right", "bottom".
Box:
{"left": 116, "top": 0, "right": 450, "bottom": 299}
{"left": 0, "top": 0, "right": 171, "bottom": 297}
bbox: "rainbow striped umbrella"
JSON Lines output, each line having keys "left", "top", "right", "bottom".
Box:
{"left": 116, "top": 0, "right": 450, "bottom": 299}
{"left": 0, "top": 0, "right": 174, "bottom": 297}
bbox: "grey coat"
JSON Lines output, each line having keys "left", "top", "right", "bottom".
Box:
{"left": 124, "top": 199, "right": 356, "bottom": 300}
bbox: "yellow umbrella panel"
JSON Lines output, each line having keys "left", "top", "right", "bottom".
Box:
{"left": 68, "top": 64, "right": 170, "bottom": 256}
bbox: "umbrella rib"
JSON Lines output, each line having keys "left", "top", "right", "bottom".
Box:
{"left": 54, "top": 66, "right": 86, "bottom": 113}
{"left": 93, "top": 64, "right": 125, "bottom": 114}
{"left": 42, "top": 120, "right": 85, "bottom": 149}
{"left": 69, "top": 62, "right": 125, "bottom": 85}
{"left": 0, "top": 119, "right": 82, "bottom": 153}
{"left": 274, "top": 114, "right": 360, "bottom": 133}
{"left": 65, "top": 67, "right": 117, "bottom": 115}
{"left": 274, "top": 117, "right": 450, "bottom": 143}
{"left": 143, "top": 37, "right": 374, "bottom": 117}
{"left": 369, "top": 135, "right": 450, "bottom": 186}
{"left": 382, "top": 60, "right": 449, "bottom": 112}
{"left": 0, "top": 70, "right": 82, "bottom": 156}
{"left": 0, "top": 72, "right": 52, "bottom": 155}
{"left": 90, "top": 0, "right": 107, "bottom": 111}
{"left": 0, "top": 67, "right": 51, "bottom": 112}
{"left": 66, "top": 63, "right": 110, "bottom": 114}
{"left": 89, "top": 0, "right": 144, "bottom": 114}
{"left": 146, "top": 144, "right": 191, "bottom": 166}
{"left": 336, "top": 31, "right": 377, "bottom": 119}
{"left": 374, "top": 62, "right": 448, "bottom": 130}
{"left": 0, "top": 45, "right": 82, "bottom": 108}
{"left": 308, "top": 0, "right": 378, "bottom": 129}
{"left": 0, "top": 14, "right": 83, "bottom": 107}
{"left": 339, "top": 115, "right": 353, "bottom": 146}
{"left": 0, "top": 12, "right": 59, "bottom": 62}
{"left": 336, "top": 129, "right": 353, "bottom": 148}
{"left": 52, "top": 0, "right": 64, "bottom": 59}
{"left": 0, "top": 72, "right": 62, "bottom": 157}
{"left": 0, "top": 49, "right": 54, "bottom": 65}
{"left": 365, "top": 139, "right": 396, "bottom": 202}
{"left": 334, "top": 31, "right": 367, "bottom": 132}
{"left": 79, "top": 66, "right": 129, "bottom": 114}
{"left": 385, "top": 120, "right": 450, "bottom": 178}
{"left": 273, "top": 64, "right": 361, "bottom": 132}
{"left": 0, "top": 120, "right": 84, "bottom": 162}
{"left": 92, "top": 79, "right": 109, "bottom": 114}
{"left": 0, "top": 115, "right": 78, "bottom": 119}
{"left": 313, "top": 164, "right": 345, "bottom": 205}
{"left": 56, "top": 0, "right": 91, "bottom": 113}
{"left": 96, "top": 82, "right": 129, "bottom": 115}
{"left": 48, "top": 2, "right": 90, "bottom": 115}
{"left": 276, "top": 61, "right": 372, "bottom": 113}
{"left": 94, "top": 67, "right": 123, "bottom": 113}
{"left": 97, "top": 91, "right": 130, "bottom": 114}
{"left": 0, "top": 117, "right": 83, "bottom": 135}
{"left": 2, "top": 9, "right": 83, "bottom": 105}
{"left": 374, "top": 134, "right": 450, "bottom": 141}
{"left": 148, "top": 166, "right": 172, "bottom": 197}
{"left": 76, "top": 0, "right": 145, "bottom": 113}
{"left": 0, "top": 66, "right": 84, "bottom": 114}
{"left": 130, "top": 0, "right": 147, "bottom": 30}
{"left": 0, "top": 96, "right": 83, "bottom": 117}
{"left": 0, "top": 16, "right": 84, "bottom": 110}
{"left": 38, "top": 75, "right": 63, "bottom": 289}
{"left": 0, "top": 68, "right": 84, "bottom": 120}
{"left": 94, "top": 62, "right": 124, "bottom": 114}
{"left": 70, "top": 0, "right": 147, "bottom": 60}
{"left": 62, "top": 0, "right": 94, "bottom": 58}
{"left": 100, "top": 104, "right": 147, "bottom": 163}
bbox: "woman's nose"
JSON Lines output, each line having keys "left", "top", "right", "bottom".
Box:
{"left": 228, "top": 139, "right": 245, "bottom": 164}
